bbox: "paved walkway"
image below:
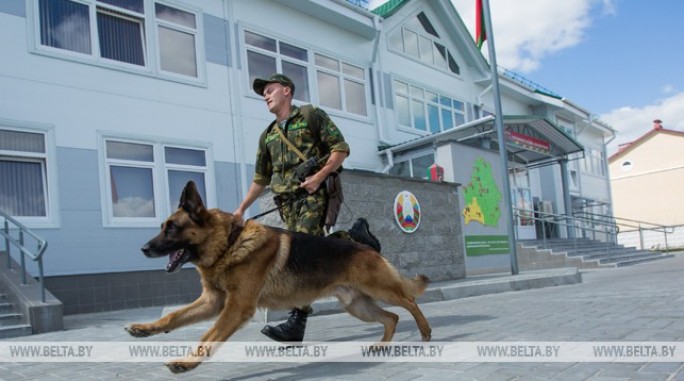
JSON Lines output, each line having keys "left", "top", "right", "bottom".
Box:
{"left": 1, "top": 254, "right": 683, "bottom": 380}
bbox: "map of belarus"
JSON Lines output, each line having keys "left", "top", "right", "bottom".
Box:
{"left": 462, "top": 158, "right": 502, "bottom": 226}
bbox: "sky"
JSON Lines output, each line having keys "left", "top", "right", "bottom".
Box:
{"left": 368, "top": 0, "right": 684, "bottom": 154}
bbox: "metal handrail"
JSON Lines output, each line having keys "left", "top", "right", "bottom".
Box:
{"left": 574, "top": 211, "right": 673, "bottom": 233}
{"left": 0, "top": 209, "right": 48, "bottom": 302}
{"left": 513, "top": 207, "right": 619, "bottom": 257}
{"left": 573, "top": 211, "right": 672, "bottom": 253}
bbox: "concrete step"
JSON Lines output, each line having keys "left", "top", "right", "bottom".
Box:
{"left": 0, "top": 301, "right": 14, "bottom": 314}
{"left": 535, "top": 242, "right": 623, "bottom": 250}
{"left": 615, "top": 253, "right": 675, "bottom": 267}
{"left": 522, "top": 242, "right": 623, "bottom": 252}
{"left": 518, "top": 239, "right": 674, "bottom": 269}
{"left": 600, "top": 252, "right": 673, "bottom": 265}
{"left": 562, "top": 246, "right": 632, "bottom": 255}
{"left": 0, "top": 323, "right": 32, "bottom": 339}
{"left": 577, "top": 248, "right": 643, "bottom": 259}
{"left": 0, "top": 312, "right": 23, "bottom": 325}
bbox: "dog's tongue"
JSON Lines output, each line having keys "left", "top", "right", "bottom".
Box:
{"left": 167, "top": 249, "right": 189, "bottom": 273}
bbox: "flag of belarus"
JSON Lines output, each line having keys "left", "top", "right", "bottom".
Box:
{"left": 475, "top": 0, "right": 487, "bottom": 49}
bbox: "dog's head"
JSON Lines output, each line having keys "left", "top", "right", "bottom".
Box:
{"left": 141, "top": 181, "right": 211, "bottom": 273}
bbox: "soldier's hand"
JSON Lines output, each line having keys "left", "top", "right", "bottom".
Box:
{"left": 300, "top": 175, "right": 324, "bottom": 194}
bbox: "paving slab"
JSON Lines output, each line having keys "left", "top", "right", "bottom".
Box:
{"left": 0, "top": 255, "right": 683, "bottom": 380}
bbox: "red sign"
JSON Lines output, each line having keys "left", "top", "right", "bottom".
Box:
{"left": 506, "top": 131, "right": 550, "bottom": 154}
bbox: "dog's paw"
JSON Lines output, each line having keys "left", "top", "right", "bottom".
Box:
{"left": 421, "top": 327, "right": 432, "bottom": 342}
{"left": 166, "top": 359, "right": 199, "bottom": 374}
{"left": 125, "top": 323, "right": 155, "bottom": 338}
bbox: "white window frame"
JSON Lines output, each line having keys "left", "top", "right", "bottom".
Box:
{"left": 241, "top": 27, "right": 370, "bottom": 119}
{"left": 98, "top": 133, "right": 215, "bottom": 228}
{"left": 28, "top": 0, "right": 205, "bottom": 84}
{"left": 393, "top": 79, "right": 465, "bottom": 134}
{"left": 314, "top": 53, "right": 368, "bottom": 116}
{"left": 389, "top": 150, "right": 435, "bottom": 180}
{"left": 581, "top": 147, "right": 606, "bottom": 177}
{"left": 153, "top": 1, "right": 201, "bottom": 79}
{"left": 243, "top": 29, "right": 311, "bottom": 103}
{"left": 0, "top": 119, "right": 60, "bottom": 228}
{"left": 387, "top": 12, "right": 461, "bottom": 76}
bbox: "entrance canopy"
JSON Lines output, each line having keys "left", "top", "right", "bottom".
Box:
{"left": 381, "top": 115, "right": 584, "bottom": 166}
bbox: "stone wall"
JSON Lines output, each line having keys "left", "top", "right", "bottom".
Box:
{"left": 259, "top": 169, "right": 466, "bottom": 281}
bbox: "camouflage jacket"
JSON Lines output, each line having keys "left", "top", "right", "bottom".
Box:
{"left": 254, "top": 105, "right": 350, "bottom": 194}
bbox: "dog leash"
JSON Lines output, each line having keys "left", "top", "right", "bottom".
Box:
{"left": 247, "top": 205, "right": 280, "bottom": 221}
{"left": 247, "top": 191, "right": 309, "bottom": 221}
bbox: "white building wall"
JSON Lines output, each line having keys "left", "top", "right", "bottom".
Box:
{"left": 0, "top": 0, "right": 613, "bottom": 277}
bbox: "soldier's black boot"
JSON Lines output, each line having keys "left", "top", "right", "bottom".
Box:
{"left": 348, "top": 217, "right": 382, "bottom": 252}
{"left": 261, "top": 307, "right": 309, "bottom": 343}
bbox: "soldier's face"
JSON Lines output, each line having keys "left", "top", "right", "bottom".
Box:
{"left": 263, "top": 83, "right": 291, "bottom": 115}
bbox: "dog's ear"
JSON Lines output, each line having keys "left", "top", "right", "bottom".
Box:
{"left": 179, "top": 181, "right": 207, "bottom": 225}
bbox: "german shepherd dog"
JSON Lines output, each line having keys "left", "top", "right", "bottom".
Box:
{"left": 125, "top": 181, "right": 431, "bottom": 373}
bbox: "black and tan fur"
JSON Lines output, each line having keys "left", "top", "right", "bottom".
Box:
{"left": 125, "top": 181, "right": 431, "bottom": 373}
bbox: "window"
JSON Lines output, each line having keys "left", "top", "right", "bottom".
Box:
{"left": 164, "top": 147, "right": 206, "bottom": 212}
{"left": 35, "top": 0, "right": 201, "bottom": 79}
{"left": 315, "top": 54, "right": 367, "bottom": 116}
{"left": 245, "top": 31, "right": 310, "bottom": 102}
{"left": 155, "top": 3, "right": 198, "bottom": 77}
{"left": 102, "top": 138, "right": 209, "bottom": 225}
{"left": 244, "top": 30, "right": 369, "bottom": 116}
{"left": 388, "top": 12, "right": 460, "bottom": 75}
{"left": 394, "top": 80, "right": 465, "bottom": 133}
{"left": 509, "top": 169, "right": 533, "bottom": 225}
{"left": 0, "top": 129, "right": 49, "bottom": 218}
{"left": 582, "top": 148, "right": 606, "bottom": 176}
{"left": 555, "top": 117, "right": 575, "bottom": 137}
{"left": 389, "top": 152, "right": 435, "bottom": 180}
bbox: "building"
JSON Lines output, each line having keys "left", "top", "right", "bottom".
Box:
{"left": 609, "top": 119, "right": 684, "bottom": 248}
{"left": 1, "top": 0, "right": 614, "bottom": 315}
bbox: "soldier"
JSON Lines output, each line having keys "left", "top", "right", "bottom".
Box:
{"left": 233, "top": 74, "right": 380, "bottom": 343}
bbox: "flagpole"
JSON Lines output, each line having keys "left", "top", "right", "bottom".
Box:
{"left": 481, "top": 0, "right": 519, "bottom": 275}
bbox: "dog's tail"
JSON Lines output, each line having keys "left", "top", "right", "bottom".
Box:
{"left": 405, "top": 274, "right": 430, "bottom": 298}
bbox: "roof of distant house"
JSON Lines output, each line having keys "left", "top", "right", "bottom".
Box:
{"left": 609, "top": 123, "right": 684, "bottom": 163}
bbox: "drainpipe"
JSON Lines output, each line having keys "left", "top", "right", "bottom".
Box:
{"left": 600, "top": 116, "right": 618, "bottom": 243}
{"left": 371, "top": 14, "right": 390, "bottom": 146}
{"left": 370, "top": 14, "right": 394, "bottom": 173}
{"left": 382, "top": 150, "right": 394, "bottom": 173}
{"left": 477, "top": 83, "right": 493, "bottom": 114}
{"left": 559, "top": 158, "right": 575, "bottom": 239}
{"left": 223, "top": 0, "right": 249, "bottom": 214}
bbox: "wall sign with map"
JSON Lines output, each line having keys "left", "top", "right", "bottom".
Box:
{"left": 461, "top": 157, "right": 510, "bottom": 256}
{"left": 462, "top": 157, "right": 502, "bottom": 227}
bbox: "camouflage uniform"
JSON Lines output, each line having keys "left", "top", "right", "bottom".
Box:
{"left": 253, "top": 105, "right": 350, "bottom": 236}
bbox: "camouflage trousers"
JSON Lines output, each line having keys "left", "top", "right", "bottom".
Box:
{"left": 277, "top": 189, "right": 327, "bottom": 236}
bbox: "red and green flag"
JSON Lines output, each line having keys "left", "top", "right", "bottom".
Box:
{"left": 475, "top": 0, "right": 487, "bottom": 49}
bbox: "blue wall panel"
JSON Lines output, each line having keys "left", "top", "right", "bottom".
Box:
{"left": 203, "top": 13, "right": 231, "bottom": 67}
{"left": 30, "top": 148, "right": 247, "bottom": 276}
{"left": 0, "top": 0, "right": 25, "bottom": 18}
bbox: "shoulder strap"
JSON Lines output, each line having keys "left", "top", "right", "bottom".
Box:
{"left": 273, "top": 124, "right": 308, "bottom": 162}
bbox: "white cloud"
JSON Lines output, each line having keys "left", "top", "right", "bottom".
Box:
{"left": 368, "top": 0, "right": 684, "bottom": 151}
{"left": 369, "top": 0, "right": 613, "bottom": 73}
{"left": 113, "top": 197, "right": 155, "bottom": 218}
{"left": 600, "top": 92, "right": 684, "bottom": 155}
{"left": 451, "top": 0, "right": 614, "bottom": 73}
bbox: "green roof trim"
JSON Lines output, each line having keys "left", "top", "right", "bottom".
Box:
{"left": 370, "top": 0, "right": 409, "bottom": 17}
{"left": 534, "top": 89, "right": 563, "bottom": 100}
